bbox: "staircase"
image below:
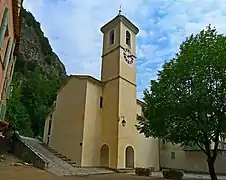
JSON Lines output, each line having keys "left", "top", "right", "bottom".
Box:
{"left": 42, "top": 144, "right": 78, "bottom": 168}
{"left": 19, "top": 136, "right": 115, "bottom": 176}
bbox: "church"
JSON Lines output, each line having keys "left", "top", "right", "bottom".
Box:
{"left": 43, "top": 12, "right": 159, "bottom": 170}
{"left": 42, "top": 13, "right": 226, "bottom": 173}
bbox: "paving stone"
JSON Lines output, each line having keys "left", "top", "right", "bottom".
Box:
{"left": 20, "top": 136, "right": 114, "bottom": 176}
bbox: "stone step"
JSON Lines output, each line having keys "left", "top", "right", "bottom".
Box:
{"left": 68, "top": 161, "right": 77, "bottom": 165}
{"left": 117, "top": 168, "right": 135, "bottom": 173}
{"left": 56, "top": 154, "right": 67, "bottom": 158}
{"left": 61, "top": 157, "right": 71, "bottom": 162}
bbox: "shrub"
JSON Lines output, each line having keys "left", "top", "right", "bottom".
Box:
{"left": 162, "top": 169, "right": 184, "bottom": 180}
{"left": 135, "top": 167, "right": 151, "bottom": 176}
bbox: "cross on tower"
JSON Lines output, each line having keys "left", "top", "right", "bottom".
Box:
{"left": 118, "top": 4, "right": 122, "bottom": 15}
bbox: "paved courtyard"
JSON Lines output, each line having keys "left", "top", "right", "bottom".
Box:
{"left": 0, "top": 155, "right": 160, "bottom": 180}
{"left": 0, "top": 163, "right": 160, "bottom": 180}
{"left": 1, "top": 154, "right": 226, "bottom": 180}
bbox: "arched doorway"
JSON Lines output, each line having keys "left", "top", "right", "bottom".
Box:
{"left": 125, "top": 146, "right": 134, "bottom": 168}
{"left": 100, "top": 144, "right": 109, "bottom": 167}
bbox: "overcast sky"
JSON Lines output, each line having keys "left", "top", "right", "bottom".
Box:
{"left": 23, "top": 0, "right": 226, "bottom": 99}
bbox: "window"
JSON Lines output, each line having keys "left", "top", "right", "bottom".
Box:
{"left": 100, "top": 96, "right": 103, "bottom": 108}
{"left": 171, "top": 152, "right": 176, "bottom": 160}
{"left": 109, "top": 30, "right": 115, "bottom": 44}
{"left": 162, "top": 139, "right": 166, "bottom": 144}
{"left": 48, "top": 120, "right": 52, "bottom": 135}
{"left": 3, "top": 37, "right": 11, "bottom": 69}
{"left": 0, "top": 8, "right": 9, "bottom": 49}
{"left": 9, "top": 40, "right": 16, "bottom": 62}
{"left": 47, "top": 137, "right": 50, "bottom": 145}
{"left": 6, "top": 85, "right": 11, "bottom": 99}
{"left": 126, "top": 30, "right": 131, "bottom": 46}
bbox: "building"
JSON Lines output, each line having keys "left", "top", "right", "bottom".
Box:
{"left": 0, "top": 0, "right": 23, "bottom": 120}
{"left": 43, "top": 13, "right": 226, "bottom": 173}
{"left": 43, "top": 13, "right": 159, "bottom": 170}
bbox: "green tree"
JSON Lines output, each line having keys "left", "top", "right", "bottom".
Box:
{"left": 6, "top": 86, "right": 33, "bottom": 136}
{"left": 137, "top": 25, "right": 226, "bottom": 180}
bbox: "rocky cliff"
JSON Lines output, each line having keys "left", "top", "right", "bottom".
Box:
{"left": 6, "top": 8, "right": 67, "bottom": 137}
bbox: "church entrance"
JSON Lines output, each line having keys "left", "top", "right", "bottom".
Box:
{"left": 125, "top": 146, "right": 134, "bottom": 168}
{"left": 100, "top": 144, "right": 109, "bottom": 167}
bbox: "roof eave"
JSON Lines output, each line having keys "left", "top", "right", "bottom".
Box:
{"left": 12, "top": 0, "right": 23, "bottom": 55}
{"left": 101, "top": 15, "right": 139, "bottom": 34}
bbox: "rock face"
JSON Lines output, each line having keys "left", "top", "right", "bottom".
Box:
{"left": 6, "top": 8, "right": 67, "bottom": 137}
{"left": 18, "top": 9, "right": 66, "bottom": 81}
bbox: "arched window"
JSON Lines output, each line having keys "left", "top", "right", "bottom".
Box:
{"left": 126, "top": 30, "right": 131, "bottom": 46}
{"left": 109, "top": 30, "right": 115, "bottom": 44}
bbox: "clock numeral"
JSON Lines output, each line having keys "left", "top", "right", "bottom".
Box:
{"left": 123, "top": 48, "right": 135, "bottom": 65}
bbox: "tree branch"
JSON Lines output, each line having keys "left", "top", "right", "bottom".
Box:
{"left": 204, "top": 135, "right": 212, "bottom": 158}
{"left": 196, "top": 142, "right": 208, "bottom": 156}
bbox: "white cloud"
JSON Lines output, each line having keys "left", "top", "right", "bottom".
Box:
{"left": 23, "top": 0, "right": 226, "bottom": 99}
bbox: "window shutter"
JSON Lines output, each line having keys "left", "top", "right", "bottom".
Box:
{"left": 10, "top": 56, "right": 17, "bottom": 77}
{"left": 0, "top": 102, "right": 2, "bottom": 120}
{"left": 6, "top": 85, "right": 11, "bottom": 99}
{"left": 0, "top": 104, "right": 6, "bottom": 120}
{"left": 3, "top": 37, "right": 11, "bottom": 69}
{"left": 9, "top": 40, "right": 16, "bottom": 62}
{"left": 0, "top": 8, "right": 9, "bottom": 49}
{"left": 1, "top": 78, "right": 7, "bottom": 99}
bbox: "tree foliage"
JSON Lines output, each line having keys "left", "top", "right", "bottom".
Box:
{"left": 137, "top": 25, "right": 226, "bottom": 180}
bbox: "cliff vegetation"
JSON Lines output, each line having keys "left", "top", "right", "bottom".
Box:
{"left": 6, "top": 8, "right": 67, "bottom": 137}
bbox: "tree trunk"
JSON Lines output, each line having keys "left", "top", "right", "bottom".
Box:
{"left": 207, "top": 158, "right": 218, "bottom": 180}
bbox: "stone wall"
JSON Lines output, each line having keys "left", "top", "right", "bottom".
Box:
{"left": 160, "top": 149, "right": 226, "bottom": 174}
{"left": 12, "top": 133, "right": 48, "bottom": 169}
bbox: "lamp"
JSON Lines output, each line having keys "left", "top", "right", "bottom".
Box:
{"left": 119, "top": 116, "right": 126, "bottom": 127}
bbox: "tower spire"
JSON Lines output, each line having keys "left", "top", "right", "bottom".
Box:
{"left": 118, "top": 4, "right": 122, "bottom": 15}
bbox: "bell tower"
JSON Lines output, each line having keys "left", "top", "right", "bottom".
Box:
{"left": 100, "top": 14, "right": 139, "bottom": 83}
{"left": 100, "top": 13, "right": 139, "bottom": 169}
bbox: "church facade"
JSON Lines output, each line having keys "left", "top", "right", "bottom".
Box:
{"left": 43, "top": 14, "right": 159, "bottom": 170}
{"left": 43, "top": 14, "right": 226, "bottom": 173}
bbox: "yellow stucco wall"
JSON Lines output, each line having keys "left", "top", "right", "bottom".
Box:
{"left": 119, "top": 22, "right": 136, "bottom": 85}
{"left": 101, "top": 79, "right": 119, "bottom": 169}
{"left": 101, "top": 16, "right": 139, "bottom": 169}
{"left": 49, "top": 78, "right": 87, "bottom": 165}
{"left": 101, "top": 48, "right": 120, "bottom": 82}
{"left": 117, "top": 78, "right": 137, "bottom": 169}
{"left": 81, "top": 80, "right": 103, "bottom": 166}
{"left": 135, "top": 103, "right": 160, "bottom": 170}
{"left": 102, "top": 25, "right": 120, "bottom": 56}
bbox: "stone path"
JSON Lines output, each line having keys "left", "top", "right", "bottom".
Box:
{"left": 20, "top": 136, "right": 114, "bottom": 176}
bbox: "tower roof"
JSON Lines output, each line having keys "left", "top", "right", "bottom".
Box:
{"left": 100, "top": 14, "right": 139, "bottom": 34}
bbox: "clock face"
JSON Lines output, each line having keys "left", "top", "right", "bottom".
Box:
{"left": 123, "top": 48, "right": 135, "bottom": 65}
